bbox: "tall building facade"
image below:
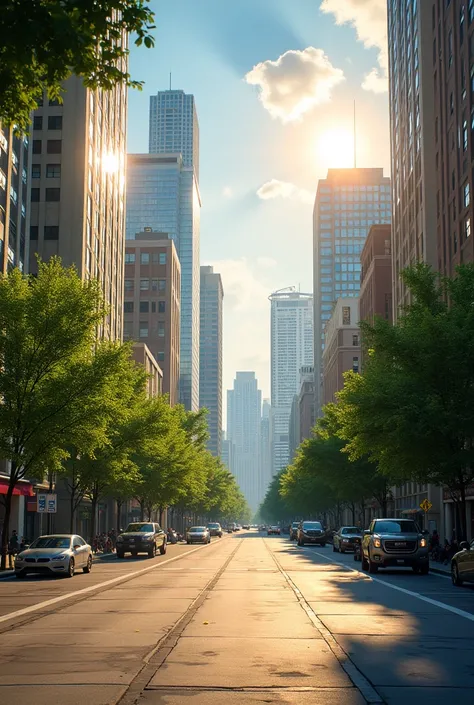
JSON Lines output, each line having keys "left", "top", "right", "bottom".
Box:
{"left": 387, "top": 1, "right": 437, "bottom": 312}
{"left": 126, "top": 153, "right": 201, "bottom": 410}
{"left": 322, "top": 298, "right": 361, "bottom": 406}
{"left": 227, "top": 372, "right": 262, "bottom": 513}
{"left": 149, "top": 90, "right": 199, "bottom": 179}
{"left": 313, "top": 168, "right": 391, "bottom": 415}
{"left": 29, "top": 77, "right": 127, "bottom": 341}
{"left": 260, "top": 399, "right": 272, "bottom": 503}
{"left": 270, "top": 289, "right": 313, "bottom": 476}
{"left": 0, "top": 125, "right": 30, "bottom": 274}
{"left": 199, "top": 265, "right": 223, "bottom": 456}
{"left": 359, "top": 224, "right": 393, "bottom": 326}
{"left": 123, "top": 231, "right": 181, "bottom": 406}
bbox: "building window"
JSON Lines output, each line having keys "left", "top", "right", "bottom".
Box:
{"left": 151, "top": 301, "right": 156, "bottom": 313}
{"left": 158, "top": 279, "right": 166, "bottom": 291}
{"left": 461, "top": 6, "right": 466, "bottom": 43}
{"left": 124, "top": 279, "right": 134, "bottom": 291}
{"left": 139, "top": 323, "right": 148, "bottom": 338}
{"left": 46, "top": 140, "right": 61, "bottom": 154}
{"left": 158, "top": 301, "right": 166, "bottom": 313}
{"left": 32, "top": 164, "right": 41, "bottom": 179}
{"left": 48, "top": 98, "right": 61, "bottom": 106}
{"left": 342, "top": 306, "right": 351, "bottom": 325}
{"left": 124, "top": 301, "right": 134, "bottom": 313}
{"left": 448, "top": 28, "right": 453, "bottom": 67}
{"left": 44, "top": 226, "right": 59, "bottom": 240}
{"left": 33, "top": 116, "right": 43, "bottom": 131}
{"left": 159, "top": 252, "right": 167, "bottom": 265}
{"left": 139, "top": 301, "right": 149, "bottom": 313}
{"left": 32, "top": 140, "right": 42, "bottom": 154}
{"left": 30, "top": 225, "right": 38, "bottom": 240}
{"left": 465, "top": 217, "right": 471, "bottom": 239}
{"left": 140, "top": 278, "right": 149, "bottom": 290}
{"left": 352, "top": 334, "right": 359, "bottom": 346}
{"left": 48, "top": 115, "right": 62, "bottom": 130}
{"left": 125, "top": 253, "right": 136, "bottom": 264}
{"left": 151, "top": 278, "right": 159, "bottom": 291}
{"left": 140, "top": 252, "right": 150, "bottom": 264}
{"left": 352, "top": 357, "right": 359, "bottom": 373}
{"left": 45, "top": 187, "right": 60, "bottom": 201}
{"left": 450, "top": 92, "right": 454, "bottom": 115}
{"left": 464, "top": 182, "right": 470, "bottom": 207}
{"left": 31, "top": 187, "right": 40, "bottom": 202}
{"left": 463, "top": 119, "right": 468, "bottom": 151}
{"left": 157, "top": 351, "right": 165, "bottom": 362}
{"left": 46, "top": 164, "right": 61, "bottom": 178}
{"left": 470, "top": 0, "right": 474, "bottom": 23}
{"left": 151, "top": 252, "right": 160, "bottom": 263}
{"left": 158, "top": 321, "right": 165, "bottom": 337}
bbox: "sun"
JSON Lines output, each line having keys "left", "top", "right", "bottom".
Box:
{"left": 317, "top": 128, "right": 354, "bottom": 169}
{"left": 102, "top": 152, "right": 120, "bottom": 174}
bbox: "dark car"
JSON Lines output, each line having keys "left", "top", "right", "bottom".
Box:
{"left": 451, "top": 539, "right": 474, "bottom": 586}
{"left": 267, "top": 525, "right": 281, "bottom": 535}
{"left": 116, "top": 522, "right": 167, "bottom": 559}
{"left": 297, "top": 521, "right": 326, "bottom": 547}
{"left": 290, "top": 522, "right": 300, "bottom": 541}
{"left": 361, "top": 518, "right": 429, "bottom": 574}
{"left": 333, "top": 526, "right": 361, "bottom": 553}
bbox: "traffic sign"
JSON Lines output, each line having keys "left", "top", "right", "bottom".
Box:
{"left": 420, "top": 499, "right": 432, "bottom": 513}
{"left": 37, "top": 493, "right": 46, "bottom": 513}
{"left": 46, "top": 494, "right": 57, "bottom": 513}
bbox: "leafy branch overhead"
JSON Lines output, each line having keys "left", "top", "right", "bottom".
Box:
{"left": 0, "top": 0, "right": 155, "bottom": 129}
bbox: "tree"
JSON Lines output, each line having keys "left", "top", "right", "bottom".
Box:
{"left": 259, "top": 471, "right": 293, "bottom": 524}
{"left": 0, "top": 0, "right": 155, "bottom": 130}
{"left": 335, "top": 263, "right": 474, "bottom": 539}
{"left": 0, "top": 259, "right": 129, "bottom": 568}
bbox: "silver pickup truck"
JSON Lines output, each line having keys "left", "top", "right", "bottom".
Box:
{"left": 361, "top": 518, "right": 429, "bottom": 574}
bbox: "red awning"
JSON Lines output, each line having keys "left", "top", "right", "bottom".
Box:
{"left": 0, "top": 481, "right": 34, "bottom": 497}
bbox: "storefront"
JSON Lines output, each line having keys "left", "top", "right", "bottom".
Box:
{"left": 443, "top": 484, "right": 474, "bottom": 542}
{"left": 0, "top": 476, "right": 35, "bottom": 542}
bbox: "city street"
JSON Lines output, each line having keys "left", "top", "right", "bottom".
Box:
{"left": 0, "top": 532, "right": 473, "bottom": 705}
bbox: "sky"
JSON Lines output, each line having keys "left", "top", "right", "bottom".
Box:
{"left": 127, "top": 0, "right": 391, "bottom": 414}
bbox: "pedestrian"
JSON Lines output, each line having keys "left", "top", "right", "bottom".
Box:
{"left": 8, "top": 530, "right": 19, "bottom": 569}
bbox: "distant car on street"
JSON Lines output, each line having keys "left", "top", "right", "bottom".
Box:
{"left": 290, "top": 521, "right": 300, "bottom": 541}
{"left": 297, "top": 521, "right": 326, "bottom": 547}
{"left": 116, "top": 522, "right": 167, "bottom": 559}
{"left": 361, "top": 518, "right": 429, "bottom": 574}
{"left": 207, "top": 522, "right": 222, "bottom": 538}
{"left": 267, "top": 526, "right": 281, "bottom": 535}
{"left": 333, "top": 527, "right": 361, "bottom": 553}
{"left": 187, "top": 526, "right": 211, "bottom": 544}
{"left": 15, "top": 534, "right": 92, "bottom": 579}
{"left": 451, "top": 539, "right": 474, "bottom": 586}
{"left": 242, "top": 524, "right": 250, "bottom": 530}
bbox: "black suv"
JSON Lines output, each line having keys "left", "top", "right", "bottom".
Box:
{"left": 361, "top": 518, "right": 429, "bottom": 574}
{"left": 116, "top": 522, "right": 167, "bottom": 558}
{"left": 297, "top": 520, "right": 326, "bottom": 547}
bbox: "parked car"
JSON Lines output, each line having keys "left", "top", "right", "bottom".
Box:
{"left": 451, "top": 539, "right": 474, "bottom": 586}
{"left": 297, "top": 521, "right": 326, "bottom": 547}
{"left": 187, "top": 526, "right": 211, "bottom": 544}
{"left": 290, "top": 522, "right": 300, "bottom": 541}
{"left": 15, "top": 534, "right": 92, "bottom": 579}
{"left": 333, "top": 526, "right": 361, "bottom": 553}
{"left": 267, "top": 526, "right": 281, "bottom": 535}
{"left": 207, "top": 522, "right": 222, "bottom": 538}
{"left": 361, "top": 518, "right": 429, "bottom": 574}
{"left": 116, "top": 522, "right": 167, "bottom": 559}
{"left": 242, "top": 525, "right": 250, "bottom": 530}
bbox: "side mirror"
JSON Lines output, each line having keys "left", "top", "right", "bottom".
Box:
{"left": 364, "top": 530, "right": 371, "bottom": 536}
{"left": 459, "top": 541, "right": 470, "bottom": 550}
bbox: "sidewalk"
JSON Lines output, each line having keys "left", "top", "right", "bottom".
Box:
{"left": 429, "top": 560, "right": 451, "bottom": 576}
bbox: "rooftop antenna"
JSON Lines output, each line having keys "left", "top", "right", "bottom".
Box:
{"left": 169, "top": 72, "right": 172, "bottom": 91}
{"left": 353, "top": 99, "right": 357, "bottom": 169}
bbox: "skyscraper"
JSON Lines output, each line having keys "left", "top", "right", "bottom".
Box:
{"left": 227, "top": 372, "right": 262, "bottom": 513}
{"left": 313, "top": 168, "right": 391, "bottom": 415}
{"left": 0, "top": 125, "right": 30, "bottom": 274}
{"left": 269, "top": 289, "right": 313, "bottom": 475}
{"left": 199, "top": 265, "right": 223, "bottom": 456}
{"left": 126, "top": 152, "right": 201, "bottom": 411}
{"left": 260, "top": 399, "right": 272, "bottom": 502}
{"left": 149, "top": 90, "right": 199, "bottom": 179}
{"left": 387, "top": 2, "right": 437, "bottom": 312}
{"left": 29, "top": 77, "right": 127, "bottom": 341}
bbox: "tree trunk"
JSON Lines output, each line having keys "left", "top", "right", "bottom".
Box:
{"left": 1, "top": 467, "right": 16, "bottom": 570}
{"left": 89, "top": 488, "right": 98, "bottom": 546}
{"left": 69, "top": 485, "right": 75, "bottom": 534}
{"left": 116, "top": 499, "right": 123, "bottom": 532}
{"left": 159, "top": 506, "right": 164, "bottom": 526}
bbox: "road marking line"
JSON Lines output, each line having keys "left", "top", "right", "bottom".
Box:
{"left": 302, "top": 547, "right": 474, "bottom": 623}
{"left": 0, "top": 541, "right": 225, "bottom": 626}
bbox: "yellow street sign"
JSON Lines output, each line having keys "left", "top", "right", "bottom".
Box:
{"left": 420, "top": 499, "right": 432, "bottom": 513}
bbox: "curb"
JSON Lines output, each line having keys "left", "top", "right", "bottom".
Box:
{"left": 429, "top": 564, "right": 451, "bottom": 577}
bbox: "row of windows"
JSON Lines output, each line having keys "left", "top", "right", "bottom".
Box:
{"left": 31, "top": 187, "right": 60, "bottom": 202}
{"left": 125, "top": 252, "right": 167, "bottom": 265}
{"left": 32, "top": 164, "right": 60, "bottom": 179}
{"left": 30, "top": 225, "right": 59, "bottom": 240}
{"left": 124, "top": 300, "right": 166, "bottom": 313}
{"left": 32, "top": 139, "right": 61, "bottom": 155}
{"left": 33, "top": 115, "right": 63, "bottom": 131}
{"left": 124, "top": 278, "right": 168, "bottom": 291}
{"left": 138, "top": 321, "right": 165, "bottom": 338}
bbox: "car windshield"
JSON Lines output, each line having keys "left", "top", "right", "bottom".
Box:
{"left": 341, "top": 527, "right": 360, "bottom": 534}
{"left": 302, "top": 522, "right": 322, "bottom": 530}
{"left": 30, "top": 536, "right": 71, "bottom": 549}
{"left": 292, "top": 522, "right": 300, "bottom": 528}
{"left": 374, "top": 520, "right": 419, "bottom": 533}
{"left": 189, "top": 527, "right": 206, "bottom": 532}
{"left": 125, "top": 523, "right": 154, "bottom": 533}
{"left": 208, "top": 523, "right": 220, "bottom": 528}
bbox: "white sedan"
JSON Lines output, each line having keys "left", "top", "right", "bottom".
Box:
{"left": 15, "top": 534, "right": 92, "bottom": 578}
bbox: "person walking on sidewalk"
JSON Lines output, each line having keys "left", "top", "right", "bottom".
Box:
{"left": 8, "top": 530, "right": 19, "bottom": 569}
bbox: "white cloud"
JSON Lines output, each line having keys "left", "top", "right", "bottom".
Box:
{"left": 256, "top": 256, "right": 277, "bottom": 269}
{"left": 244, "top": 47, "right": 345, "bottom": 122}
{"left": 320, "top": 0, "right": 388, "bottom": 93}
{"left": 256, "top": 179, "right": 314, "bottom": 205}
{"left": 222, "top": 186, "right": 233, "bottom": 198}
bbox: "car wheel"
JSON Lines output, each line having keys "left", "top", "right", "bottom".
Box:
{"left": 116, "top": 551, "right": 124, "bottom": 559}
{"left": 368, "top": 555, "right": 378, "bottom": 574}
{"left": 15, "top": 571, "right": 26, "bottom": 579}
{"left": 148, "top": 544, "right": 156, "bottom": 558}
{"left": 83, "top": 555, "right": 92, "bottom": 573}
{"left": 159, "top": 540, "right": 167, "bottom": 555}
{"left": 412, "top": 565, "right": 420, "bottom": 574}
{"left": 452, "top": 562, "right": 463, "bottom": 586}
{"left": 361, "top": 553, "right": 369, "bottom": 571}
{"left": 67, "top": 558, "right": 75, "bottom": 578}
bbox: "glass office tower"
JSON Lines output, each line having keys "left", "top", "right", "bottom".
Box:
{"left": 313, "top": 168, "right": 391, "bottom": 416}
{"left": 149, "top": 90, "right": 199, "bottom": 180}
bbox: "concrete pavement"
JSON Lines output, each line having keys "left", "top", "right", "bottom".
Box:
{"left": 0, "top": 532, "right": 473, "bottom": 704}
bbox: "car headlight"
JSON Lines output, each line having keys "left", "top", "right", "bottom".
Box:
{"left": 373, "top": 537, "right": 381, "bottom": 548}
{"left": 420, "top": 537, "right": 427, "bottom": 548}
{"left": 52, "top": 554, "right": 67, "bottom": 560}
{"left": 342, "top": 538, "right": 350, "bottom": 543}
{"left": 117, "top": 536, "right": 124, "bottom": 542}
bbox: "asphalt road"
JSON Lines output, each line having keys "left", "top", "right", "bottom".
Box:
{"left": 0, "top": 532, "right": 473, "bottom": 705}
